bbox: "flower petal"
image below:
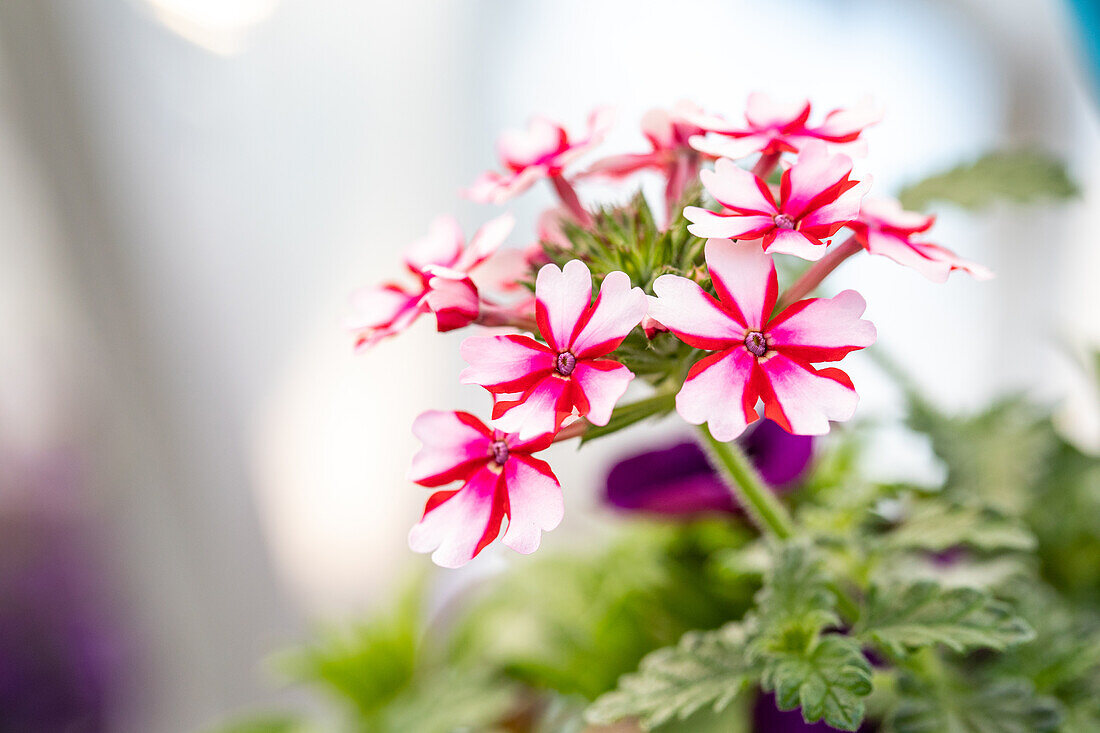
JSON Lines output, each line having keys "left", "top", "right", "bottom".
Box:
{"left": 408, "top": 465, "right": 505, "bottom": 568}
{"left": 762, "top": 228, "right": 828, "bottom": 261}
{"left": 570, "top": 270, "right": 649, "bottom": 357}
{"left": 769, "top": 290, "right": 877, "bottom": 362}
{"left": 570, "top": 360, "right": 634, "bottom": 426}
{"left": 453, "top": 213, "right": 515, "bottom": 272}
{"left": 675, "top": 347, "right": 759, "bottom": 441}
{"left": 745, "top": 92, "right": 811, "bottom": 130}
{"left": 535, "top": 259, "right": 594, "bottom": 352}
{"left": 757, "top": 356, "right": 858, "bottom": 435}
{"left": 799, "top": 176, "right": 869, "bottom": 235}
{"left": 690, "top": 133, "right": 774, "bottom": 161}
{"left": 700, "top": 157, "right": 776, "bottom": 213}
{"left": 498, "top": 117, "right": 567, "bottom": 169}
{"left": 705, "top": 238, "right": 778, "bottom": 330}
{"left": 780, "top": 141, "right": 855, "bottom": 219}
{"left": 405, "top": 217, "right": 464, "bottom": 275}
{"left": 408, "top": 410, "right": 492, "bottom": 486}
{"left": 491, "top": 375, "right": 570, "bottom": 441}
{"left": 500, "top": 456, "right": 563, "bottom": 555}
{"left": 809, "top": 99, "right": 883, "bottom": 142}
{"left": 649, "top": 273, "right": 744, "bottom": 349}
{"left": 685, "top": 208, "right": 775, "bottom": 240}
{"left": 460, "top": 334, "right": 555, "bottom": 392}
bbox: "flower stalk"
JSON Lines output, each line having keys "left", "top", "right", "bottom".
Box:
{"left": 697, "top": 424, "right": 795, "bottom": 540}
{"left": 776, "top": 234, "right": 862, "bottom": 310}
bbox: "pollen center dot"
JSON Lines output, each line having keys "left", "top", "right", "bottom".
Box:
{"left": 773, "top": 213, "right": 796, "bottom": 230}
{"left": 745, "top": 331, "right": 768, "bottom": 357}
{"left": 555, "top": 351, "right": 577, "bottom": 376}
{"left": 489, "top": 440, "right": 510, "bottom": 466}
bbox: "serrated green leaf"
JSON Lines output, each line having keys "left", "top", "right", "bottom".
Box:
{"left": 887, "top": 674, "right": 1062, "bottom": 733}
{"left": 751, "top": 542, "right": 840, "bottom": 656}
{"left": 898, "top": 150, "right": 1078, "bottom": 211}
{"left": 585, "top": 622, "right": 754, "bottom": 729}
{"left": 760, "top": 634, "right": 873, "bottom": 731}
{"left": 881, "top": 500, "right": 1036, "bottom": 553}
{"left": 379, "top": 668, "right": 519, "bottom": 733}
{"left": 857, "top": 580, "right": 1033, "bottom": 656}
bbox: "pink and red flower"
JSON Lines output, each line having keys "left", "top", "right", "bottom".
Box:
{"left": 461, "top": 260, "right": 648, "bottom": 440}
{"left": 688, "top": 92, "right": 881, "bottom": 161}
{"left": 465, "top": 108, "right": 614, "bottom": 205}
{"left": 347, "top": 214, "right": 515, "bottom": 349}
{"left": 684, "top": 142, "right": 869, "bottom": 261}
{"left": 407, "top": 410, "right": 562, "bottom": 568}
{"left": 648, "top": 238, "right": 876, "bottom": 440}
{"left": 849, "top": 197, "right": 993, "bottom": 283}
{"left": 582, "top": 101, "right": 707, "bottom": 209}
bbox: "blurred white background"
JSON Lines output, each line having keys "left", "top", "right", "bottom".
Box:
{"left": 0, "top": 0, "right": 1097, "bottom": 730}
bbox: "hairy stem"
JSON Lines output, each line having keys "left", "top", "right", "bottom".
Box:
{"left": 550, "top": 174, "right": 594, "bottom": 227}
{"left": 776, "top": 235, "right": 862, "bottom": 310}
{"left": 697, "top": 425, "right": 794, "bottom": 540}
{"left": 751, "top": 150, "right": 783, "bottom": 179}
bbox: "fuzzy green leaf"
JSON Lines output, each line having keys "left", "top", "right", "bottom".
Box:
{"left": 898, "top": 150, "right": 1078, "bottom": 211}
{"left": 881, "top": 500, "right": 1037, "bottom": 554}
{"left": 585, "top": 622, "right": 754, "bottom": 729}
{"left": 857, "top": 580, "right": 1034, "bottom": 656}
{"left": 751, "top": 542, "right": 840, "bottom": 654}
{"left": 760, "top": 634, "right": 873, "bottom": 731}
{"left": 887, "top": 675, "right": 1062, "bottom": 733}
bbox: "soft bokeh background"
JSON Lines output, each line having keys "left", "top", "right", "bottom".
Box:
{"left": 0, "top": 0, "right": 1097, "bottom": 730}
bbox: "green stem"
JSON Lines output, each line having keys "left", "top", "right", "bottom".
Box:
{"left": 697, "top": 425, "right": 795, "bottom": 540}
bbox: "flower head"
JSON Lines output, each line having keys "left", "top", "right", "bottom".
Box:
{"left": 850, "top": 197, "right": 993, "bottom": 282}
{"left": 465, "top": 108, "right": 614, "bottom": 205}
{"left": 407, "top": 410, "right": 563, "bottom": 568}
{"left": 648, "top": 238, "right": 876, "bottom": 440}
{"left": 684, "top": 143, "right": 869, "bottom": 261}
{"left": 688, "top": 92, "right": 881, "bottom": 161}
{"left": 583, "top": 101, "right": 706, "bottom": 206}
{"left": 348, "top": 214, "right": 514, "bottom": 349}
{"left": 461, "top": 260, "right": 648, "bottom": 440}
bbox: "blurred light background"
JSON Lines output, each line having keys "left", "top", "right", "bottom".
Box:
{"left": 0, "top": 0, "right": 1096, "bottom": 730}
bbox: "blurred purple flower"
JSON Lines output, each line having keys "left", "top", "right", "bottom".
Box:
{"left": 603, "top": 420, "right": 813, "bottom": 514}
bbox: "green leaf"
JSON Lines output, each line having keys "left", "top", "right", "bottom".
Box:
{"left": 760, "top": 634, "right": 873, "bottom": 731}
{"left": 206, "top": 716, "right": 311, "bottom": 733}
{"left": 887, "top": 674, "right": 1062, "bottom": 733}
{"left": 751, "top": 542, "right": 840, "bottom": 655}
{"left": 585, "top": 622, "right": 754, "bottom": 729}
{"left": 881, "top": 500, "right": 1036, "bottom": 554}
{"left": 379, "top": 669, "right": 519, "bottom": 733}
{"left": 856, "top": 580, "right": 1034, "bottom": 656}
{"left": 897, "top": 150, "right": 1078, "bottom": 211}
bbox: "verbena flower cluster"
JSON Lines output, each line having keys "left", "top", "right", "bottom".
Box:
{"left": 349, "top": 93, "right": 990, "bottom": 569}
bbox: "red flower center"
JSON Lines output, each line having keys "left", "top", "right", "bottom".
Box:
{"left": 773, "top": 213, "right": 796, "bottom": 230}
{"left": 744, "top": 331, "right": 768, "bottom": 357}
{"left": 489, "top": 440, "right": 510, "bottom": 466}
{"left": 555, "top": 351, "right": 577, "bottom": 376}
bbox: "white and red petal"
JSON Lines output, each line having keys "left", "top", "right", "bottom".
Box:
{"left": 762, "top": 228, "right": 828, "bottom": 261}
{"left": 570, "top": 360, "right": 634, "bottom": 426}
{"left": 408, "top": 464, "right": 506, "bottom": 568}
{"left": 491, "top": 375, "right": 570, "bottom": 440}
{"left": 808, "top": 99, "right": 883, "bottom": 142}
{"left": 570, "top": 270, "right": 649, "bottom": 358}
{"left": 453, "top": 213, "right": 515, "bottom": 272}
{"left": 675, "top": 347, "right": 759, "bottom": 441}
{"left": 700, "top": 158, "right": 777, "bottom": 214}
{"left": 498, "top": 117, "right": 568, "bottom": 170}
{"left": 757, "top": 356, "right": 859, "bottom": 435}
{"left": 347, "top": 284, "right": 424, "bottom": 351}
{"left": 798, "top": 176, "right": 868, "bottom": 238}
{"left": 745, "top": 92, "right": 812, "bottom": 131}
{"left": 768, "top": 290, "right": 877, "bottom": 362}
{"left": 582, "top": 152, "right": 665, "bottom": 180}
{"left": 690, "top": 133, "right": 777, "bottom": 162}
{"left": 499, "top": 456, "right": 564, "bottom": 555}
{"left": 705, "top": 238, "right": 778, "bottom": 330}
{"left": 534, "top": 260, "right": 594, "bottom": 352}
{"left": 858, "top": 197, "right": 934, "bottom": 234}
{"left": 408, "top": 410, "right": 492, "bottom": 486}
{"left": 864, "top": 231, "right": 992, "bottom": 282}
{"left": 404, "top": 217, "right": 464, "bottom": 276}
{"left": 684, "top": 207, "right": 776, "bottom": 240}
{"left": 460, "top": 334, "right": 555, "bottom": 392}
{"left": 648, "top": 274, "right": 744, "bottom": 349}
{"left": 780, "top": 142, "right": 856, "bottom": 219}
{"left": 423, "top": 269, "right": 480, "bottom": 332}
